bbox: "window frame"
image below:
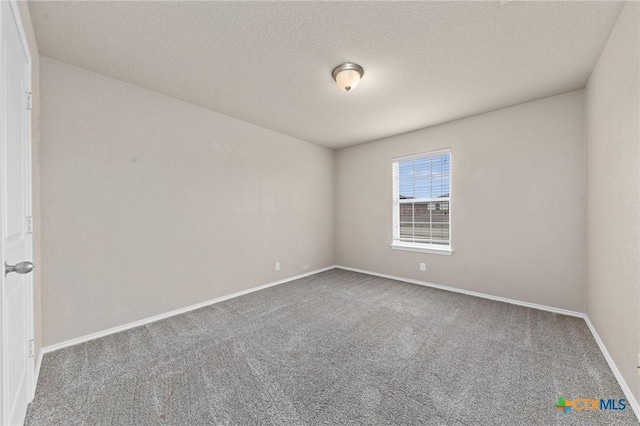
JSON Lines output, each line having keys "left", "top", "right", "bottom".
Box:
{"left": 391, "top": 148, "right": 453, "bottom": 256}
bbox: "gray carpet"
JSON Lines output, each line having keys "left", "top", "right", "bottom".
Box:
{"left": 26, "top": 269, "right": 637, "bottom": 425}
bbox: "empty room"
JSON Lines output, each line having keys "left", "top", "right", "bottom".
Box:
{"left": 0, "top": 0, "right": 638, "bottom": 424}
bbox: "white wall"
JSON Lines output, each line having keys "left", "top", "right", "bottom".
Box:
{"left": 40, "top": 57, "right": 335, "bottom": 346}
{"left": 335, "top": 90, "right": 586, "bottom": 312}
{"left": 585, "top": 1, "right": 639, "bottom": 401}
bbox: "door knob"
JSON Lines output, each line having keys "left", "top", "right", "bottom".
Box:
{"left": 4, "top": 261, "right": 34, "bottom": 276}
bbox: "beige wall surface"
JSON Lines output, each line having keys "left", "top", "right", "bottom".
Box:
{"left": 40, "top": 57, "right": 334, "bottom": 346}
{"left": 335, "top": 90, "right": 586, "bottom": 312}
{"left": 16, "top": 1, "right": 42, "bottom": 370}
{"left": 585, "top": 2, "right": 640, "bottom": 401}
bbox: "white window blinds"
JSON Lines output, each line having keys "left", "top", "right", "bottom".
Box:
{"left": 392, "top": 149, "right": 451, "bottom": 250}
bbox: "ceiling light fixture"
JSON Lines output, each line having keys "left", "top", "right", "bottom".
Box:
{"left": 332, "top": 63, "right": 364, "bottom": 92}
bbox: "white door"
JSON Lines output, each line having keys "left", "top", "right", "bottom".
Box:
{"left": 0, "top": 1, "right": 34, "bottom": 425}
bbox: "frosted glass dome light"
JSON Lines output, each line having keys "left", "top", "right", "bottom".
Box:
{"left": 332, "top": 63, "right": 364, "bottom": 92}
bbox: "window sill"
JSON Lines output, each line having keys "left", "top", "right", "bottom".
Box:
{"left": 390, "top": 242, "right": 454, "bottom": 255}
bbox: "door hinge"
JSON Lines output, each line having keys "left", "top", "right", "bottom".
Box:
{"left": 26, "top": 216, "right": 33, "bottom": 234}
{"left": 28, "top": 339, "right": 34, "bottom": 358}
{"left": 26, "top": 91, "right": 32, "bottom": 111}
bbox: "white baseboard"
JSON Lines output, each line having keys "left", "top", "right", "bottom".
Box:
{"left": 584, "top": 314, "right": 640, "bottom": 420}
{"left": 35, "top": 265, "right": 337, "bottom": 375}
{"left": 335, "top": 265, "right": 583, "bottom": 318}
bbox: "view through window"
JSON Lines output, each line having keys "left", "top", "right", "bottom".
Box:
{"left": 392, "top": 149, "right": 451, "bottom": 251}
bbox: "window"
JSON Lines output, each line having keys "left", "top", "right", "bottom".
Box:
{"left": 392, "top": 149, "right": 452, "bottom": 255}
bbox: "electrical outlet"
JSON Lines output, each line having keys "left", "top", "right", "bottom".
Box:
{"left": 420, "top": 262, "right": 426, "bottom": 272}
{"left": 275, "top": 262, "right": 280, "bottom": 271}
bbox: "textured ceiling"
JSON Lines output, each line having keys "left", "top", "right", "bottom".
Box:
{"left": 29, "top": 1, "right": 624, "bottom": 149}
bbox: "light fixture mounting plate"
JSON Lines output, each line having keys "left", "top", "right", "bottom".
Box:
{"left": 332, "top": 63, "right": 364, "bottom": 81}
